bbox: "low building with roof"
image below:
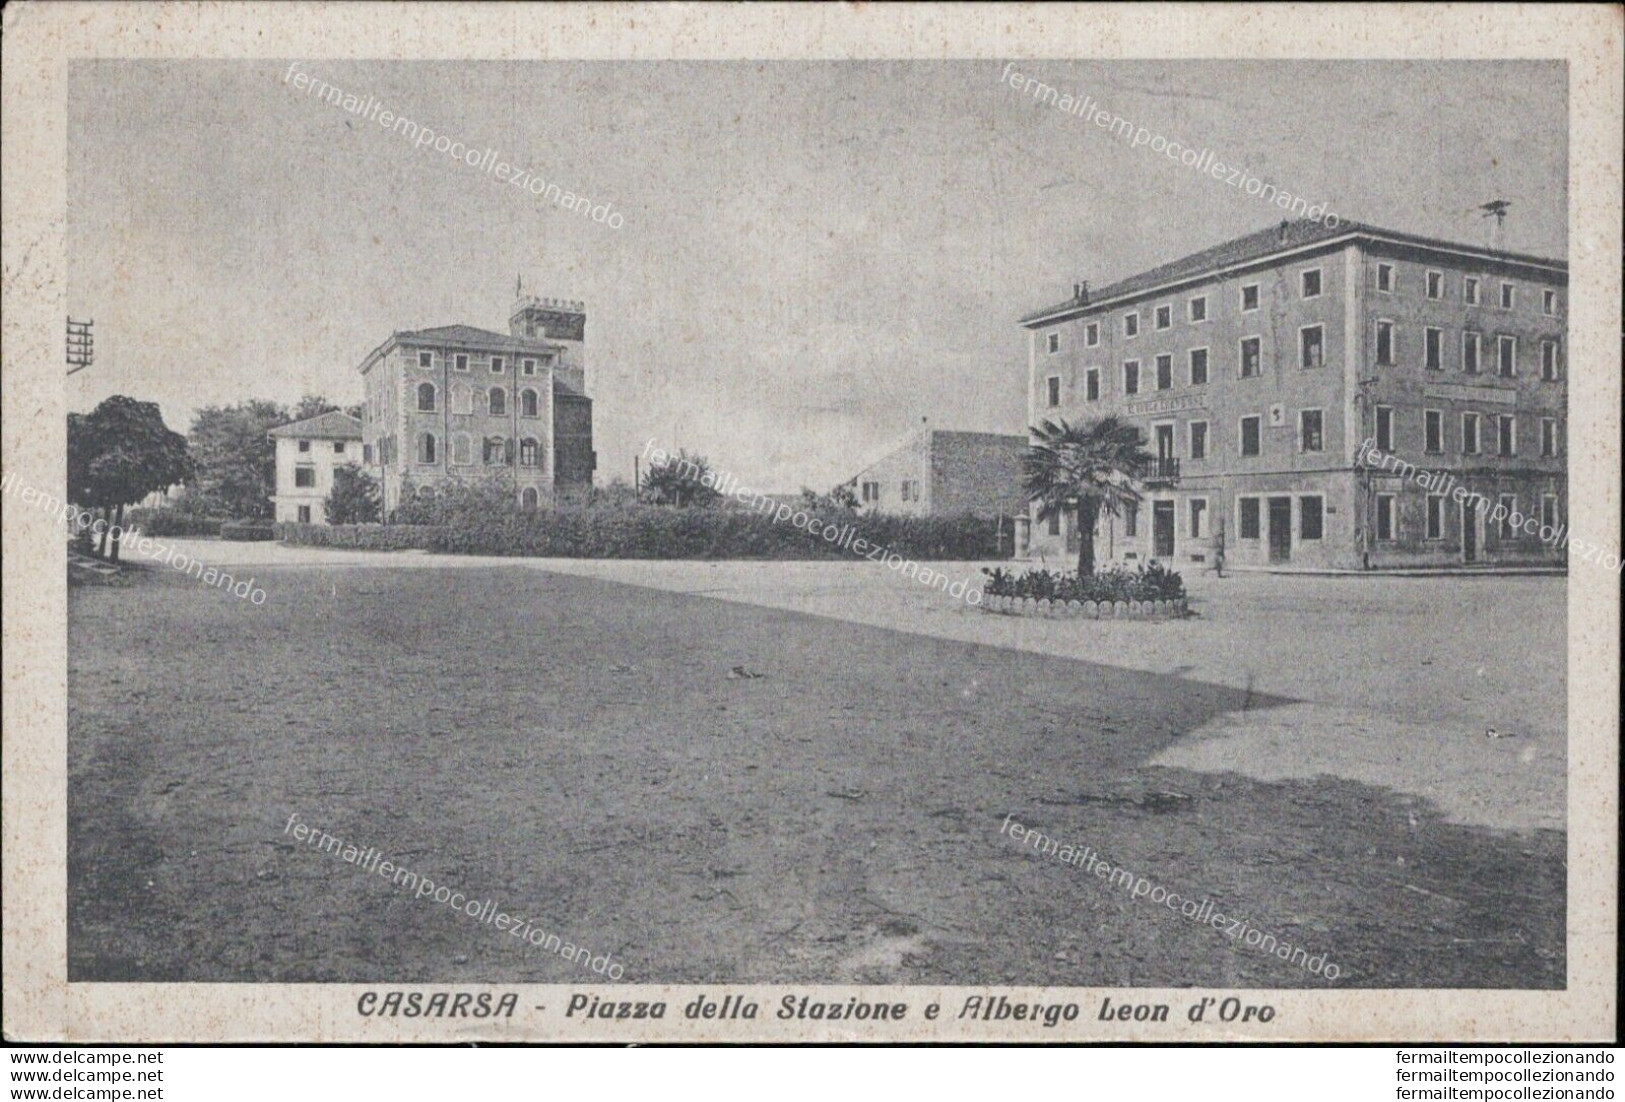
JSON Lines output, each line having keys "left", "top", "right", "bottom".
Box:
{"left": 269, "top": 410, "right": 363, "bottom": 524}
{"left": 357, "top": 294, "right": 597, "bottom": 514}
{"left": 844, "top": 428, "right": 1027, "bottom": 519}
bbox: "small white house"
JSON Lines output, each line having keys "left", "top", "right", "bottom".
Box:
{"left": 269, "top": 411, "right": 363, "bottom": 524}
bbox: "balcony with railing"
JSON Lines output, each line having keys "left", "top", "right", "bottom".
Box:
{"left": 1134, "top": 456, "right": 1181, "bottom": 486}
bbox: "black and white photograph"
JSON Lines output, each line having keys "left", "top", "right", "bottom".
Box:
{"left": 3, "top": 0, "right": 1619, "bottom": 1068}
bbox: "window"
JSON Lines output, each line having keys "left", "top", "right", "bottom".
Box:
{"left": 454, "top": 353, "right": 469, "bottom": 372}
{"left": 1426, "top": 271, "right": 1443, "bottom": 300}
{"left": 1123, "top": 361, "right": 1140, "bottom": 395}
{"left": 1300, "top": 268, "right": 1322, "bottom": 298}
{"left": 416, "top": 382, "right": 437, "bottom": 412}
{"left": 1085, "top": 368, "right": 1100, "bottom": 401}
{"left": 900, "top": 480, "right": 919, "bottom": 502}
{"left": 1300, "top": 325, "right": 1324, "bottom": 369}
{"left": 1048, "top": 512, "right": 1061, "bottom": 536}
{"left": 1155, "top": 304, "right": 1172, "bottom": 330}
{"left": 1497, "top": 335, "right": 1517, "bottom": 377}
{"left": 1376, "top": 263, "right": 1394, "bottom": 293}
{"left": 1189, "top": 498, "right": 1208, "bottom": 539}
{"left": 418, "top": 350, "right": 433, "bottom": 369}
{"left": 1189, "top": 347, "right": 1209, "bottom": 386}
{"left": 491, "top": 356, "right": 505, "bottom": 374}
{"left": 1189, "top": 296, "right": 1207, "bottom": 322}
{"left": 1541, "top": 417, "right": 1557, "bottom": 458}
{"left": 1240, "top": 336, "right": 1261, "bottom": 378}
{"left": 489, "top": 387, "right": 507, "bottom": 416}
{"left": 1464, "top": 276, "right": 1480, "bottom": 305}
{"left": 1085, "top": 322, "right": 1099, "bottom": 347}
{"left": 452, "top": 385, "right": 472, "bottom": 415}
{"left": 333, "top": 441, "right": 346, "bottom": 456}
{"left": 451, "top": 433, "right": 471, "bottom": 465}
{"left": 363, "top": 443, "right": 373, "bottom": 463}
{"left": 298, "top": 439, "right": 311, "bottom": 453}
{"left": 1499, "top": 282, "right": 1515, "bottom": 309}
{"left": 294, "top": 466, "right": 315, "bottom": 488}
{"left": 521, "top": 388, "right": 540, "bottom": 417}
{"left": 1241, "top": 283, "right": 1260, "bottom": 312}
{"left": 1462, "top": 412, "right": 1480, "bottom": 455}
{"left": 1375, "top": 320, "right": 1395, "bottom": 366}
{"left": 1542, "top": 289, "right": 1558, "bottom": 316}
{"left": 1541, "top": 495, "right": 1558, "bottom": 532}
{"left": 1299, "top": 496, "right": 1324, "bottom": 541}
{"left": 1463, "top": 331, "right": 1481, "bottom": 374}
{"left": 1424, "top": 327, "right": 1443, "bottom": 370}
{"left": 1046, "top": 375, "right": 1061, "bottom": 407}
{"left": 297, "top": 505, "right": 312, "bottom": 524}
{"left": 1425, "top": 409, "right": 1443, "bottom": 454}
{"left": 1189, "top": 421, "right": 1208, "bottom": 460}
{"left": 1426, "top": 495, "right": 1444, "bottom": 539}
{"left": 1497, "top": 414, "right": 1516, "bottom": 457}
{"left": 1376, "top": 406, "right": 1394, "bottom": 453}
{"left": 1047, "top": 331, "right": 1060, "bottom": 354}
{"left": 1497, "top": 495, "right": 1516, "bottom": 539}
{"left": 1541, "top": 340, "right": 1560, "bottom": 380}
{"left": 520, "top": 437, "right": 540, "bottom": 467}
{"left": 1155, "top": 354, "right": 1173, "bottom": 390}
{"left": 1123, "top": 311, "right": 1139, "bottom": 338}
{"left": 521, "top": 487, "right": 540, "bottom": 511}
{"left": 861, "top": 481, "right": 879, "bottom": 503}
{"left": 522, "top": 358, "right": 537, "bottom": 376}
{"left": 1239, "top": 497, "right": 1261, "bottom": 539}
{"left": 1375, "top": 495, "right": 1396, "bottom": 540}
{"left": 484, "top": 436, "right": 510, "bottom": 465}
{"left": 1123, "top": 501, "right": 1137, "bottom": 538}
{"left": 417, "top": 432, "right": 437, "bottom": 464}
{"left": 1240, "top": 415, "right": 1261, "bottom": 457}
{"left": 1299, "top": 409, "right": 1324, "bottom": 453}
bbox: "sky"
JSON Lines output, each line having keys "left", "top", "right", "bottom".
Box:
{"left": 68, "top": 60, "right": 1566, "bottom": 492}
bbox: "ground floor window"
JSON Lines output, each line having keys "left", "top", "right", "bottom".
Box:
{"left": 1498, "top": 494, "right": 1516, "bottom": 539}
{"left": 1047, "top": 511, "right": 1060, "bottom": 536}
{"left": 1541, "top": 494, "right": 1558, "bottom": 532}
{"left": 521, "top": 487, "right": 539, "bottom": 511}
{"left": 1188, "top": 498, "right": 1207, "bottom": 539}
{"left": 1426, "top": 495, "right": 1444, "bottom": 540}
{"left": 1375, "top": 494, "right": 1396, "bottom": 541}
{"left": 1238, "top": 497, "right": 1260, "bottom": 540}
{"left": 1299, "top": 495, "right": 1323, "bottom": 540}
{"left": 297, "top": 505, "right": 311, "bottom": 524}
{"left": 1123, "top": 500, "right": 1138, "bottom": 538}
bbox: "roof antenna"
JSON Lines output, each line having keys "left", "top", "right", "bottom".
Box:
{"left": 1479, "top": 200, "right": 1510, "bottom": 251}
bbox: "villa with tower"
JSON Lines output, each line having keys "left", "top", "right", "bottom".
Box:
{"left": 357, "top": 290, "right": 597, "bottom": 515}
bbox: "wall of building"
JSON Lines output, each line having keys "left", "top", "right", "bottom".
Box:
{"left": 272, "top": 436, "right": 359, "bottom": 523}
{"left": 928, "top": 433, "right": 1027, "bottom": 516}
{"left": 851, "top": 434, "right": 931, "bottom": 516}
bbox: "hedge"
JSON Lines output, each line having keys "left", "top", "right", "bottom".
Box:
{"left": 219, "top": 521, "right": 276, "bottom": 541}
{"left": 123, "top": 507, "right": 226, "bottom": 538}
{"left": 275, "top": 506, "right": 1009, "bottom": 561}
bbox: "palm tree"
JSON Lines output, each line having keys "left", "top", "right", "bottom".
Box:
{"left": 1023, "top": 416, "right": 1152, "bottom": 577}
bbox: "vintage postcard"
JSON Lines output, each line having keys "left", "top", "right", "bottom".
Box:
{"left": 3, "top": 2, "right": 1619, "bottom": 1044}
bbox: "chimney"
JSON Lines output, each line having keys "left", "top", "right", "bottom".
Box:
{"left": 1074, "top": 281, "right": 1090, "bottom": 304}
{"left": 1279, "top": 220, "right": 1290, "bottom": 244}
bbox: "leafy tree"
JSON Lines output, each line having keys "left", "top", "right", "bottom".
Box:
{"left": 187, "top": 399, "right": 287, "bottom": 520}
{"left": 323, "top": 465, "right": 382, "bottom": 525}
{"left": 68, "top": 396, "right": 193, "bottom": 562}
{"left": 1023, "top": 417, "right": 1151, "bottom": 577}
{"left": 641, "top": 448, "right": 722, "bottom": 507}
{"left": 801, "top": 480, "right": 860, "bottom": 512}
{"left": 292, "top": 394, "right": 340, "bottom": 421}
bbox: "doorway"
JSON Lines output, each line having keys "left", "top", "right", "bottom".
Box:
{"left": 1462, "top": 498, "right": 1478, "bottom": 563}
{"left": 1267, "top": 496, "right": 1292, "bottom": 563}
{"left": 1152, "top": 500, "right": 1175, "bottom": 559}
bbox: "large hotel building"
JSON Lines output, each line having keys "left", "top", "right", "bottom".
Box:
{"left": 1019, "top": 219, "right": 1567, "bottom": 570}
{"left": 358, "top": 294, "right": 596, "bottom": 515}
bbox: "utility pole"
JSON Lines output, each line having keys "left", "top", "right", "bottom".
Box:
{"left": 66, "top": 317, "right": 94, "bottom": 375}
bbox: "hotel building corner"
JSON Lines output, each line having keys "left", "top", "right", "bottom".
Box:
{"left": 1019, "top": 219, "right": 1567, "bottom": 572}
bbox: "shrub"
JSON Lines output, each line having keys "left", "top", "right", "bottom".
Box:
{"left": 123, "top": 507, "right": 225, "bottom": 537}
{"left": 980, "top": 562, "right": 1185, "bottom": 604}
{"left": 219, "top": 521, "right": 276, "bottom": 541}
